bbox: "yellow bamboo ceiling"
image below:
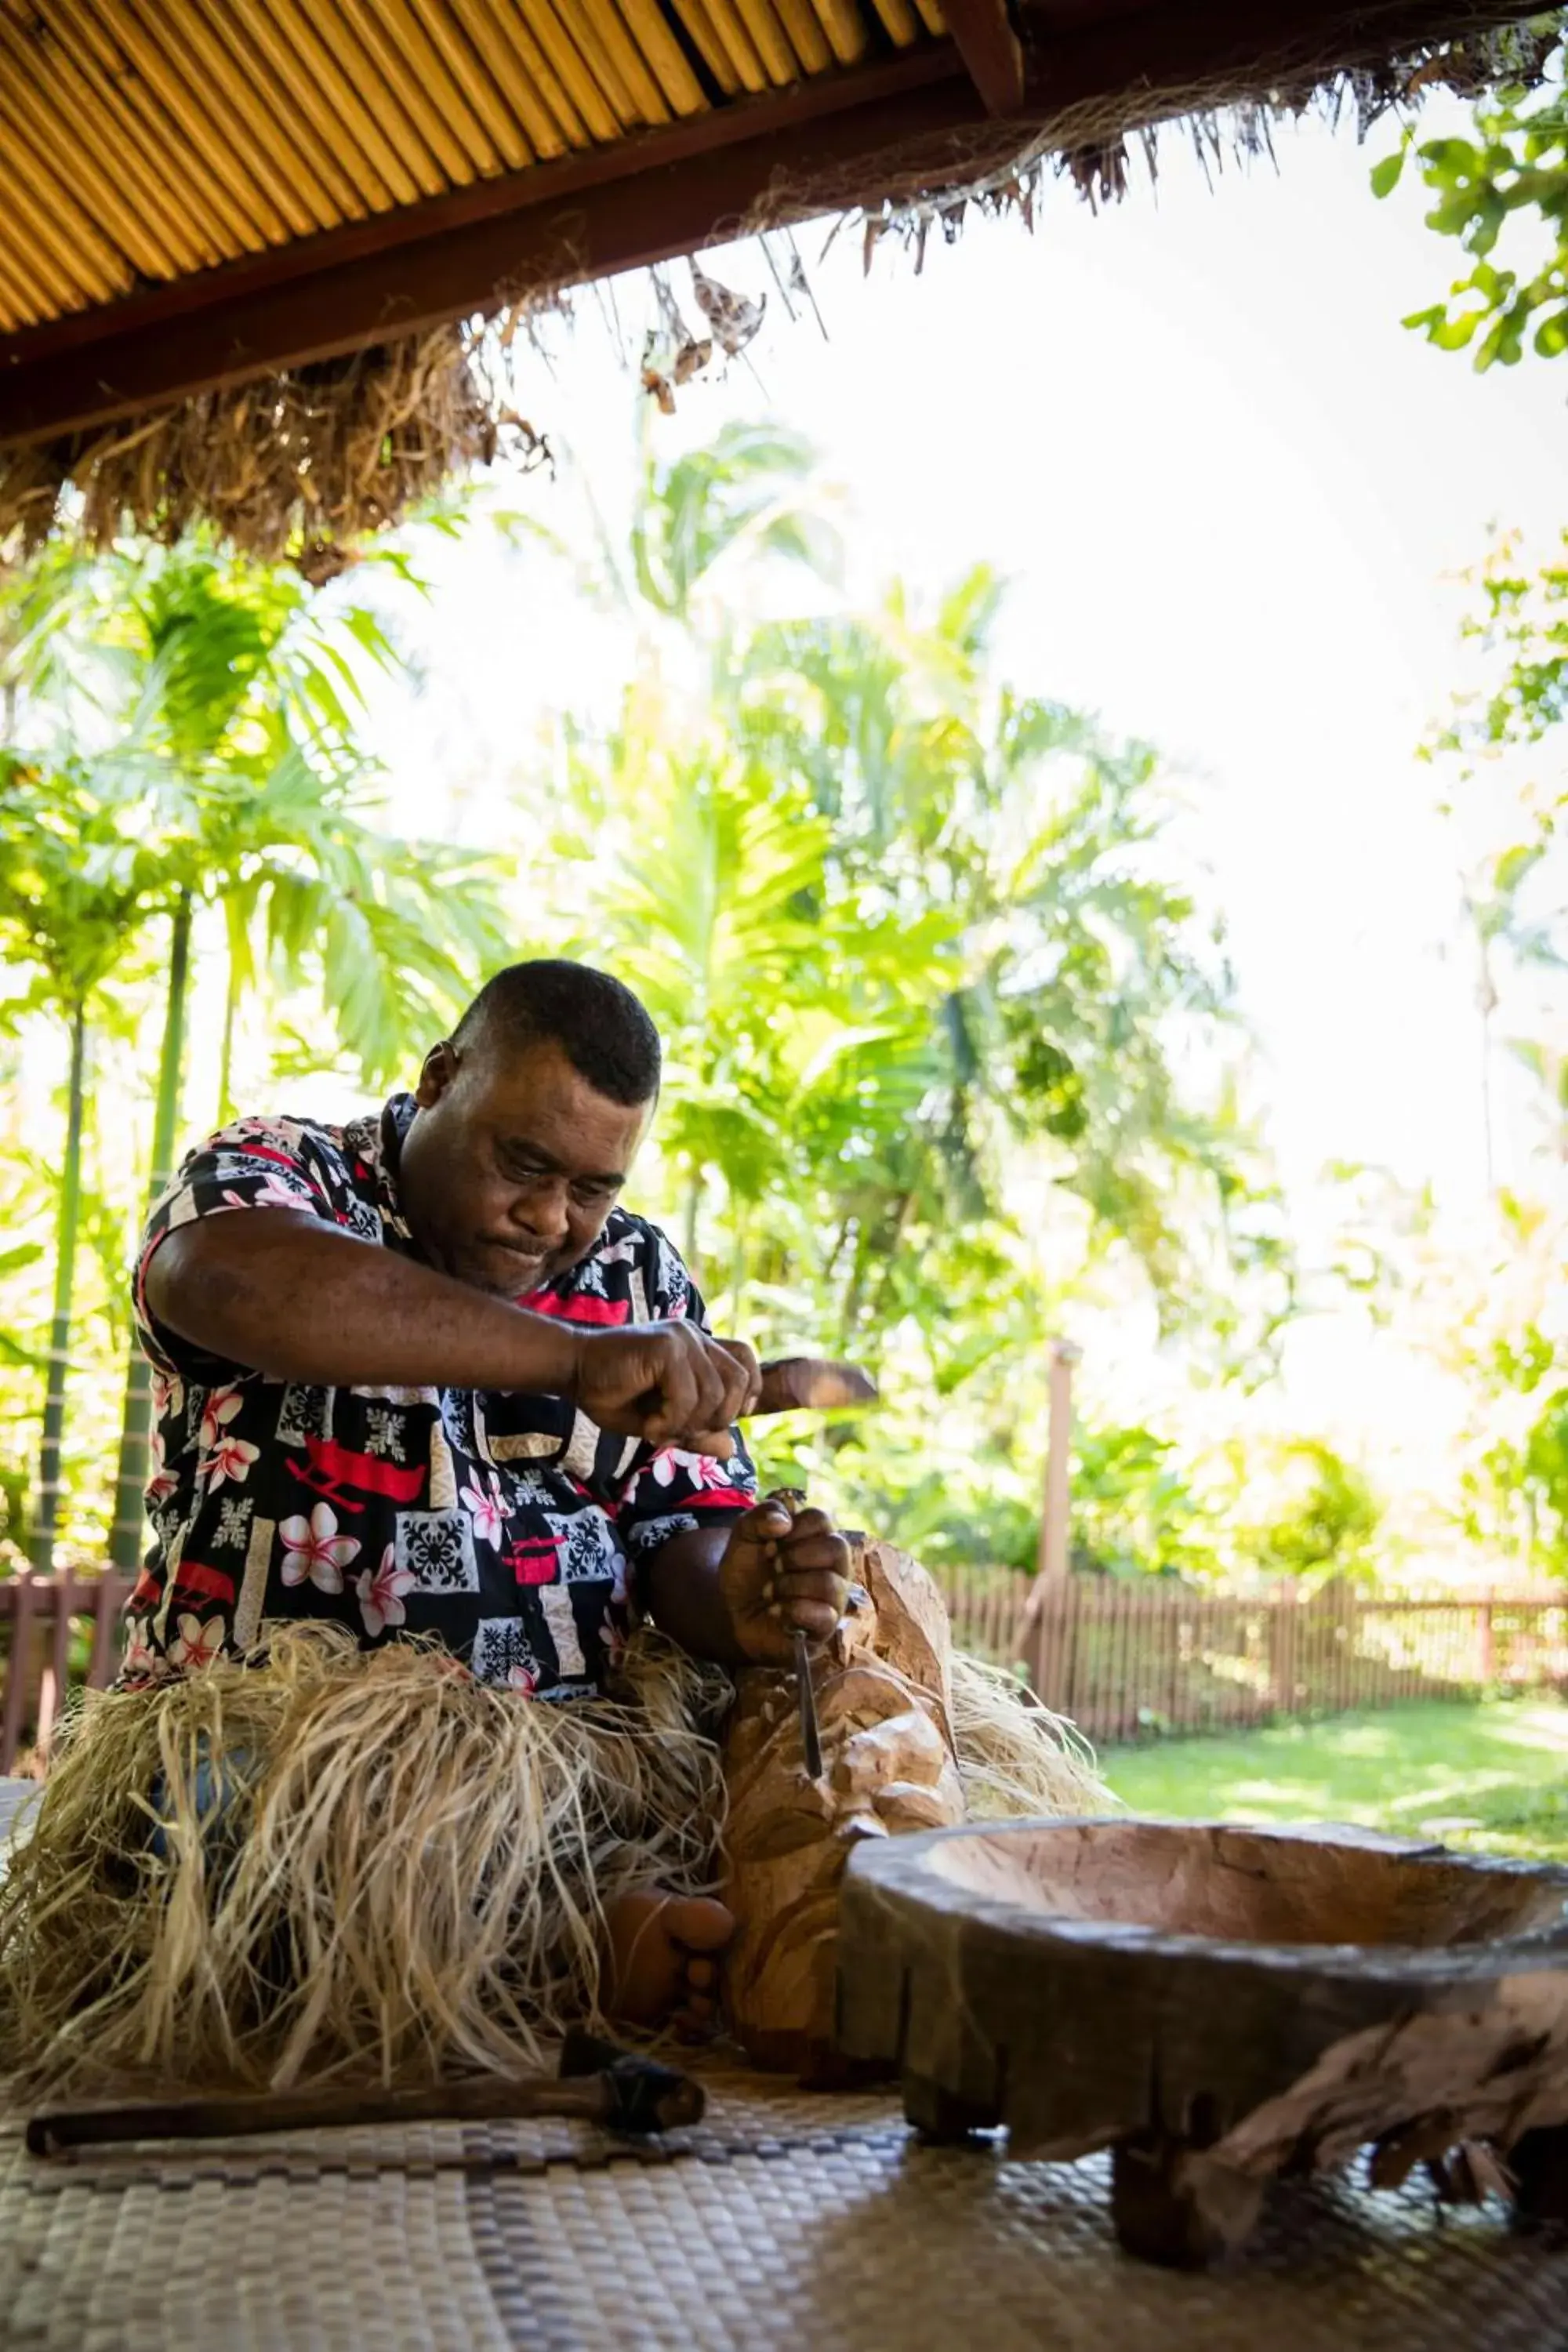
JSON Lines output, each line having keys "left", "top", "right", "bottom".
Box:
{"left": 0, "top": 0, "right": 948, "bottom": 336}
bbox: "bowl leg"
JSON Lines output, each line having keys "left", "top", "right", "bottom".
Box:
{"left": 901, "top": 2071, "right": 1002, "bottom": 2143}
{"left": 1112, "top": 2132, "right": 1266, "bottom": 2268}
{"left": 1511, "top": 2125, "right": 1568, "bottom": 2224}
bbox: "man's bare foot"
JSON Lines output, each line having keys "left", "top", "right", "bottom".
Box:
{"left": 602, "top": 1889, "right": 734, "bottom": 2036}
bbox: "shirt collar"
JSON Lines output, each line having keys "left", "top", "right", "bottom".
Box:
{"left": 375, "top": 1093, "right": 418, "bottom": 1244}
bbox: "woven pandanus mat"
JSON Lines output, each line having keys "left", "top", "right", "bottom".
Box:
{"left": 4, "top": 2063, "right": 1568, "bottom": 2352}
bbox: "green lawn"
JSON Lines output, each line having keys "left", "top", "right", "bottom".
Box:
{"left": 1102, "top": 1699, "right": 1568, "bottom": 1861}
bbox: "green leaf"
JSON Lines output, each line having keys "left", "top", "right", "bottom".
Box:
{"left": 1370, "top": 149, "right": 1406, "bottom": 199}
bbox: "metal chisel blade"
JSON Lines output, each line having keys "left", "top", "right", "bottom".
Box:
{"left": 793, "top": 1626, "right": 824, "bottom": 1781}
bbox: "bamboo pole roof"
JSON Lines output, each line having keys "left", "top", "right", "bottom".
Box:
{"left": 0, "top": 0, "right": 1551, "bottom": 556}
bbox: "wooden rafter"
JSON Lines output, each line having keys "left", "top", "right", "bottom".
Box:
{"left": 940, "top": 0, "right": 1025, "bottom": 114}
{"left": 0, "top": 49, "right": 975, "bottom": 448}
{"left": 0, "top": 0, "right": 1543, "bottom": 449}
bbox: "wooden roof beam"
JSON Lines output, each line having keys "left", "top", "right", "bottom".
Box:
{"left": 940, "top": 0, "right": 1024, "bottom": 114}
{"left": 0, "top": 49, "right": 978, "bottom": 448}
{"left": 0, "top": 0, "right": 1538, "bottom": 448}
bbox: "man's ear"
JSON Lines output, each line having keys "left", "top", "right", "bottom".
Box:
{"left": 415, "top": 1041, "right": 459, "bottom": 1109}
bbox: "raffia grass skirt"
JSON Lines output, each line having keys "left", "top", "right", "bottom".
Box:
{"left": 0, "top": 1624, "right": 1102, "bottom": 2101}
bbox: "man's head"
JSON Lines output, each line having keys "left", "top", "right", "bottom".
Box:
{"left": 397, "top": 960, "right": 662, "bottom": 1297}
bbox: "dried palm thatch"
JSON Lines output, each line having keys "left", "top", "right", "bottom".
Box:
{"left": 0, "top": 326, "right": 548, "bottom": 586}
{"left": 949, "top": 1650, "right": 1107, "bottom": 1821}
{"left": 0, "top": 1621, "right": 731, "bottom": 2101}
{"left": 833, "top": 12, "right": 1559, "bottom": 266}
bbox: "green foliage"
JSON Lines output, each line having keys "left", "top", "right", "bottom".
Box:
{"left": 1241, "top": 1439, "right": 1384, "bottom": 1585}
{"left": 1377, "top": 57, "right": 1568, "bottom": 368}
{"left": 544, "top": 430, "right": 1292, "bottom": 1408}
{"left": 1106, "top": 1701, "right": 1568, "bottom": 1859}
{"left": 1069, "top": 1424, "right": 1221, "bottom": 1581}
{"left": 0, "top": 525, "right": 510, "bottom": 1559}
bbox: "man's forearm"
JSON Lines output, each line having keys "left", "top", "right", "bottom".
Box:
{"left": 639, "top": 1526, "right": 748, "bottom": 1667}
{"left": 145, "top": 1212, "right": 583, "bottom": 1394}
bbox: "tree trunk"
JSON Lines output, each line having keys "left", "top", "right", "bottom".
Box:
{"left": 108, "top": 891, "right": 192, "bottom": 1572}
{"left": 682, "top": 1167, "right": 702, "bottom": 1276}
{"left": 216, "top": 940, "right": 241, "bottom": 1127}
{"left": 31, "top": 1001, "right": 87, "bottom": 1573}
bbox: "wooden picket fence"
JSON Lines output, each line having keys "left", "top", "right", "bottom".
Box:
{"left": 935, "top": 1567, "right": 1568, "bottom": 1744}
{"left": 4, "top": 1566, "right": 1568, "bottom": 1776}
{"left": 0, "top": 1570, "right": 134, "bottom": 1774}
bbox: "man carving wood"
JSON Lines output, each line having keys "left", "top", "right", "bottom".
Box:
{"left": 0, "top": 958, "right": 1096, "bottom": 2095}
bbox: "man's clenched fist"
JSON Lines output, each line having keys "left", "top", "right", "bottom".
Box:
{"left": 718, "top": 1491, "right": 851, "bottom": 1668}
{"left": 568, "top": 1323, "right": 761, "bottom": 1457}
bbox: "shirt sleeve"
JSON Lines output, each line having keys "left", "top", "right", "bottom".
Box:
{"left": 133, "top": 1116, "right": 362, "bottom": 1381}
{"left": 615, "top": 1230, "right": 759, "bottom": 1559}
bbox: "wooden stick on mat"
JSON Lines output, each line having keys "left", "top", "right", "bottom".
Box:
{"left": 29, "top": 2035, "right": 704, "bottom": 2156}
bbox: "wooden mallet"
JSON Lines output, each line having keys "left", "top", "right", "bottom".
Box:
{"left": 27, "top": 2030, "right": 703, "bottom": 2157}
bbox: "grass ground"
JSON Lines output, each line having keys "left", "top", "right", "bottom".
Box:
{"left": 1102, "top": 1698, "right": 1568, "bottom": 1860}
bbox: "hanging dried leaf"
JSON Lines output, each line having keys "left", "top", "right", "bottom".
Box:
{"left": 689, "top": 261, "right": 764, "bottom": 358}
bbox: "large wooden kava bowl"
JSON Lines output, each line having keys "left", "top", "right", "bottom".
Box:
{"left": 836, "top": 1818, "right": 1568, "bottom": 2267}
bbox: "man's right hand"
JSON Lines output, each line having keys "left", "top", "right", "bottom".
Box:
{"left": 568, "top": 1325, "right": 761, "bottom": 1459}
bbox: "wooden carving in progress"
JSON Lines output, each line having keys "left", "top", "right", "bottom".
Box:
{"left": 720, "top": 1528, "right": 966, "bottom": 2075}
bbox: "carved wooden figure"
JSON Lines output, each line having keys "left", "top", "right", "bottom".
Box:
{"left": 720, "top": 1526, "right": 966, "bottom": 2075}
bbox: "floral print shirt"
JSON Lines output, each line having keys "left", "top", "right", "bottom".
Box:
{"left": 124, "top": 1094, "right": 757, "bottom": 1697}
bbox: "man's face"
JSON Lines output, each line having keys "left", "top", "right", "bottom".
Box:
{"left": 397, "top": 1036, "right": 654, "bottom": 1298}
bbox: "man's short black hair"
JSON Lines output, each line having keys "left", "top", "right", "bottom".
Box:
{"left": 452, "top": 960, "right": 662, "bottom": 1106}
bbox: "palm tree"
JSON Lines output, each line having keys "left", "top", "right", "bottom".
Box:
{"left": 551, "top": 423, "right": 1282, "bottom": 1373}
{"left": 0, "top": 759, "right": 164, "bottom": 1570}
{"left": 4, "top": 535, "right": 510, "bottom": 1571}
{"left": 92, "top": 543, "right": 510, "bottom": 1570}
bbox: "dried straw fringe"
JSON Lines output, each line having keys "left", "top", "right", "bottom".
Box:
{"left": 0, "top": 1621, "right": 731, "bottom": 2100}
{"left": 0, "top": 1624, "right": 1100, "bottom": 2101}
{"left": 948, "top": 1651, "right": 1107, "bottom": 1822}
{"left": 0, "top": 327, "right": 547, "bottom": 584}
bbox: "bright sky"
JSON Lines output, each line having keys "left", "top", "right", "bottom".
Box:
{"left": 350, "top": 103, "right": 1567, "bottom": 1494}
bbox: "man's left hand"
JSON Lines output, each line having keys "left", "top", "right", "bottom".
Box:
{"left": 719, "top": 1494, "right": 851, "bottom": 1668}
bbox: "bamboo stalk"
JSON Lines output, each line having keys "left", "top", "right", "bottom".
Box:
{"left": 44, "top": 0, "right": 271, "bottom": 255}
{"left": 274, "top": 0, "right": 437, "bottom": 205}
{"left": 0, "top": 134, "right": 117, "bottom": 313}
{"left": 681, "top": 0, "right": 768, "bottom": 89}
{"left": 194, "top": 0, "right": 374, "bottom": 222}
{"left": 612, "top": 0, "right": 710, "bottom": 115}
{"left": 0, "top": 238, "right": 64, "bottom": 336}
{"left": 557, "top": 0, "right": 662, "bottom": 125}
{"left": 31, "top": 1008, "right": 86, "bottom": 1578}
{"left": 865, "top": 0, "right": 920, "bottom": 45}
{"left": 227, "top": 0, "right": 397, "bottom": 210}
{"left": 0, "top": 31, "right": 181, "bottom": 281}
{"left": 373, "top": 0, "right": 514, "bottom": 173}
{"left": 803, "top": 0, "right": 868, "bottom": 67}
{"left": 326, "top": 0, "right": 480, "bottom": 186}
{"left": 405, "top": 0, "right": 537, "bottom": 167}
{"left": 662, "top": 0, "right": 742, "bottom": 92}
{"left": 728, "top": 0, "right": 798, "bottom": 85}
{"left": 771, "top": 0, "right": 833, "bottom": 74}
{"left": 463, "top": 0, "right": 589, "bottom": 154}
{"left": 181, "top": 0, "right": 354, "bottom": 234}
{"left": 512, "top": 0, "right": 623, "bottom": 141}
{"left": 6, "top": 5, "right": 223, "bottom": 273}
{"left": 109, "top": 895, "right": 191, "bottom": 1577}
{"left": 85, "top": 0, "right": 306, "bottom": 241}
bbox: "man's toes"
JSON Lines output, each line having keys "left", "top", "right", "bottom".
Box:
{"left": 664, "top": 1896, "right": 734, "bottom": 1955}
